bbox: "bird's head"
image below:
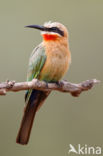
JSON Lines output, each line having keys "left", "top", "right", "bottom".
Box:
{"left": 25, "top": 21, "right": 68, "bottom": 41}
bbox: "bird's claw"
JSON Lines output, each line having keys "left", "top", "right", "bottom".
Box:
{"left": 56, "top": 81, "right": 64, "bottom": 88}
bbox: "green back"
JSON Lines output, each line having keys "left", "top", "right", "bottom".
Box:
{"left": 25, "top": 43, "right": 46, "bottom": 103}
{"left": 27, "top": 43, "right": 46, "bottom": 81}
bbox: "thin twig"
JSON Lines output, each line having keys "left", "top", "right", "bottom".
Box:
{"left": 0, "top": 78, "right": 100, "bottom": 97}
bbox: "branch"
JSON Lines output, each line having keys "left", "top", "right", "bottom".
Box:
{"left": 0, "top": 78, "right": 100, "bottom": 97}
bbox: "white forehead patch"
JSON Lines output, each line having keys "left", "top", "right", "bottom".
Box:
{"left": 44, "top": 21, "right": 61, "bottom": 28}
{"left": 44, "top": 21, "right": 52, "bottom": 27}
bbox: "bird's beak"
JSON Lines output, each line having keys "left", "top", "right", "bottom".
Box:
{"left": 25, "top": 25, "right": 47, "bottom": 31}
{"left": 25, "top": 24, "right": 64, "bottom": 36}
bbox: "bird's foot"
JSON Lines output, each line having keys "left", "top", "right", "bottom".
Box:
{"left": 56, "top": 81, "right": 64, "bottom": 88}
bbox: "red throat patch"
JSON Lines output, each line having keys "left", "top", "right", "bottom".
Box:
{"left": 43, "top": 34, "right": 58, "bottom": 41}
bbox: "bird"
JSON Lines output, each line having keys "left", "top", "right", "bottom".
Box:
{"left": 16, "top": 21, "right": 71, "bottom": 145}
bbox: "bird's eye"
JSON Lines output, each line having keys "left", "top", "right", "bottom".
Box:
{"left": 51, "top": 27, "right": 57, "bottom": 31}
{"left": 50, "top": 27, "right": 60, "bottom": 33}
{"left": 49, "top": 27, "right": 64, "bottom": 36}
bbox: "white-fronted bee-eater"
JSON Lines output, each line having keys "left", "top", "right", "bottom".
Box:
{"left": 16, "top": 21, "right": 71, "bottom": 145}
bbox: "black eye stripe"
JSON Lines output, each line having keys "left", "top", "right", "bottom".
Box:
{"left": 45, "top": 27, "right": 64, "bottom": 36}
{"left": 50, "top": 27, "right": 57, "bottom": 31}
{"left": 51, "top": 27, "right": 64, "bottom": 36}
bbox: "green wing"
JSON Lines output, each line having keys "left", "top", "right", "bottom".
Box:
{"left": 27, "top": 43, "right": 46, "bottom": 81}
{"left": 25, "top": 43, "right": 46, "bottom": 103}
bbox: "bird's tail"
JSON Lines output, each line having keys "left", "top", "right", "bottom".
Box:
{"left": 16, "top": 90, "right": 50, "bottom": 145}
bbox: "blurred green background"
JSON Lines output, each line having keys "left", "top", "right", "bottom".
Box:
{"left": 0, "top": 0, "right": 103, "bottom": 156}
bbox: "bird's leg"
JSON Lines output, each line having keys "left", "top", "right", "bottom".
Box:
{"left": 45, "top": 82, "right": 48, "bottom": 89}
{"left": 56, "top": 81, "right": 64, "bottom": 88}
